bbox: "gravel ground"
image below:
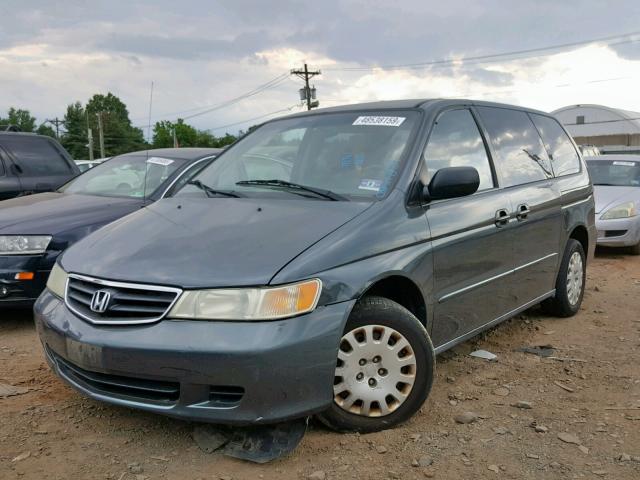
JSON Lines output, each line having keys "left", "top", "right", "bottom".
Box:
{"left": 1, "top": 250, "right": 639, "bottom": 480}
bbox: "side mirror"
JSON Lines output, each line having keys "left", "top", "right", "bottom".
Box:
{"left": 424, "top": 166, "right": 480, "bottom": 201}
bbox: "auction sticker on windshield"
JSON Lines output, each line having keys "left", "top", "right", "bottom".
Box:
{"left": 146, "top": 157, "right": 174, "bottom": 166}
{"left": 353, "top": 116, "right": 406, "bottom": 127}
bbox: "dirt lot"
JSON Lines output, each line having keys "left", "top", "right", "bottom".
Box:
{"left": 1, "top": 251, "right": 639, "bottom": 480}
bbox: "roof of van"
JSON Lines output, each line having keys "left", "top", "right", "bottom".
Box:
{"left": 277, "top": 99, "right": 551, "bottom": 120}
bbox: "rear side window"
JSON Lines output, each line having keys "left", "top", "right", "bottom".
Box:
{"left": 0, "top": 136, "right": 71, "bottom": 176}
{"left": 530, "top": 114, "right": 581, "bottom": 177}
{"left": 477, "top": 107, "right": 553, "bottom": 187}
{"left": 423, "top": 109, "right": 494, "bottom": 191}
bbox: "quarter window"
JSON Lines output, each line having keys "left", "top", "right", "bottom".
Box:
{"left": 477, "top": 107, "right": 553, "bottom": 187}
{"left": 0, "top": 136, "right": 71, "bottom": 176}
{"left": 423, "top": 109, "right": 494, "bottom": 191}
{"left": 530, "top": 114, "right": 581, "bottom": 177}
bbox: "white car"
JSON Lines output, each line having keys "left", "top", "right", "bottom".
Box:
{"left": 585, "top": 154, "right": 640, "bottom": 254}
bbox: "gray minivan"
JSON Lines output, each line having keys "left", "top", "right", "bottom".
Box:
{"left": 35, "top": 99, "right": 595, "bottom": 432}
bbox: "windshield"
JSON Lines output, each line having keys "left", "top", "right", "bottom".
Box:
{"left": 586, "top": 160, "right": 640, "bottom": 187}
{"left": 176, "top": 110, "right": 419, "bottom": 200}
{"left": 61, "top": 155, "right": 183, "bottom": 198}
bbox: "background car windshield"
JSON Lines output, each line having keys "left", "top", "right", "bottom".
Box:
{"left": 179, "top": 111, "right": 419, "bottom": 200}
{"left": 60, "top": 155, "right": 182, "bottom": 198}
{"left": 586, "top": 160, "right": 640, "bottom": 187}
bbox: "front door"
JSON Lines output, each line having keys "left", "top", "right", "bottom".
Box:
{"left": 423, "top": 108, "right": 517, "bottom": 348}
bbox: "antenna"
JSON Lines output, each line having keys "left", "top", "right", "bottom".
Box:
{"left": 143, "top": 81, "right": 154, "bottom": 199}
{"left": 147, "top": 81, "right": 154, "bottom": 143}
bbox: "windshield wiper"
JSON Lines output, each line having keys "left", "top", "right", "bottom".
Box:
{"left": 235, "top": 179, "right": 347, "bottom": 201}
{"left": 188, "top": 180, "right": 241, "bottom": 198}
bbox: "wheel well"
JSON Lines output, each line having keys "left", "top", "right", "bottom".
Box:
{"left": 569, "top": 225, "right": 589, "bottom": 256}
{"left": 361, "top": 276, "right": 427, "bottom": 326}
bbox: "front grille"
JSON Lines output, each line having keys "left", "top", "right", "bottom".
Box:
{"left": 65, "top": 274, "right": 182, "bottom": 325}
{"left": 605, "top": 230, "right": 628, "bottom": 238}
{"left": 50, "top": 349, "right": 180, "bottom": 403}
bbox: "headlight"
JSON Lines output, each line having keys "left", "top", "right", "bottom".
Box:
{"left": 601, "top": 201, "right": 637, "bottom": 220}
{"left": 168, "top": 279, "right": 322, "bottom": 321}
{"left": 0, "top": 235, "right": 52, "bottom": 255}
{"left": 46, "top": 263, "right": 68, "bottom": 298}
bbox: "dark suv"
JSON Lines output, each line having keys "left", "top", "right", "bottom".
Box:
{"left": 35, "top": 99, "right": 595, "bottom": 433}
{"left": 0, "top": 132, "right": 79, "bottom": 200}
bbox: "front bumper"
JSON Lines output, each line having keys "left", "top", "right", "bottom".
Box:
{"left": 595, "top": 215, "right": 640, "bottom": 247}
{"left": 0, "top": 254, "right": 54, "bottom": 307}
{"left": 34, "top": 290, "right": 353, "bottom": 425}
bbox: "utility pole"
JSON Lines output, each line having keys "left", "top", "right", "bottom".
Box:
{"left": 87, "top": 128, "right": 94, "bottom": 161}
{"left": 172, "top": 128, "right": 179, "bottom": 148}
{"left": 96, "top": 112, "right": 105, "bottom": 159}
{"left": 291, "top": 63, "right": 321, "bottom": 110}
{"left": 45, "top": 117, "right": 65, "bottom": 139}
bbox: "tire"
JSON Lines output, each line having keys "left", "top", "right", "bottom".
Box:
{"left": 541, "top": 239, "right": 586, "bottom": 317}
{"left": 629, "top": 242, "right": 640, "bottom": 255}
{"left": 317, "top": 296, "right": 435, "bottom": 433}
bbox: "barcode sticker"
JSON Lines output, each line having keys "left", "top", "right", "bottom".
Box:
{"left": 146, "top": 157, "right": 174, "bottom": 166}
{"left": 353, "top": 116, "right": 406, "bottom": 127}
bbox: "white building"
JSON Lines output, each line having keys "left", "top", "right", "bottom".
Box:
{"left": 551, "top": 104, "right": 640, "bottom": 154}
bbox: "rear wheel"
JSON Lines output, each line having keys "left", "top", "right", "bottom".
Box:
{"left": 542, "top": 239, "right": 586, "bottom": 317}
{"left": 317, "top": 296, "right": 435, "bottom": 433}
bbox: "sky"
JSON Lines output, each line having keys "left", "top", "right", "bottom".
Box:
{"left": 1, "top": 0, "right": 640, "bottom": 137}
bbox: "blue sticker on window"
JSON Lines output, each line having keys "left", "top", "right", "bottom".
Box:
{"left": 340, "top": 154, "right": 354, "bottom": 168}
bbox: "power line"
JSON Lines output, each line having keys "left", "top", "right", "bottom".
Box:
{"left": 205, "top": 104, "right": 302, "bottom": 132}
{"left": 182, "top": 74, "right": 290, "bottom": 121}
{"left": 133, "top": 73, "right": 290, "bottom": 127}
{"left": 323, "top": 29, "right": 640, "bottom": 72}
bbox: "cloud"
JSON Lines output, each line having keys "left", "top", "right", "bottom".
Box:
{"left": 1, "top": 0, "right": 640, "bottom": 136}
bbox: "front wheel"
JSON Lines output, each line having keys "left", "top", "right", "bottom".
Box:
{"left": 317, "top": 296, "right": 435, "bottom": 433}
{"left": 542, "top": 239, "right": 586, "bottom": 317}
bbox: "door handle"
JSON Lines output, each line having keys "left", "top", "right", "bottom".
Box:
{"left": 516, "top": 203, "right": 531, "bottom": 221}
{"left": 495, "top": 208, "right": 510, "bottom": 227}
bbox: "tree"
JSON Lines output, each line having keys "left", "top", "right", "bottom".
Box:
{"left": 0, "top": 107, "right": 37, "bottom": 132}
{"left": 152, "top": 119, "right": 198, "bottom": 148}
{"left": 36, "top": 124, "right": 56, "bottom": 138}
{"left": 61, "top": 102, "right": 88, "bottom": 159}
{"left": 85, "top": 93, "right": 146, "bottom": 157}
{"left": 217, "top": 133, "right": 237, "bottom": 147}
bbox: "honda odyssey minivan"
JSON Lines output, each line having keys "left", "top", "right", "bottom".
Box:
{"left": 35, "top": 99, "right": 595, "bottom": 432}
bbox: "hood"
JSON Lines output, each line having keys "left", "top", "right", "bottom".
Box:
{"left": 60, "top": 197, "right": 372, "bottom": 288}
{"left": 0, "top": 192, "right": 144, "bottom": 235}
{"left": 593, "top": 186, "right": 640, "bottom": 214}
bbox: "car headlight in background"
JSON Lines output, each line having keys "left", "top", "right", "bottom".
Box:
{"left": 168, "top": 278, "right": 322, "bottom": 320}
{"left": 46, "top": 263, "right": 68, "bottom": 298}
{"left": 601, "top": 201, "right": 637, "bottom": 220}
{"left": 0, "top": 235, "right": 52, "bottom": 255}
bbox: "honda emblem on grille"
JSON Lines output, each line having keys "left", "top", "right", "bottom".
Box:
{"left": 90, "top": 289, "right": 112, "bottom": 313}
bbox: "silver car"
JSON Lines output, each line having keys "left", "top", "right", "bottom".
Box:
{"left": 585, "top": 155, "right": 640, "bottom": 254}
